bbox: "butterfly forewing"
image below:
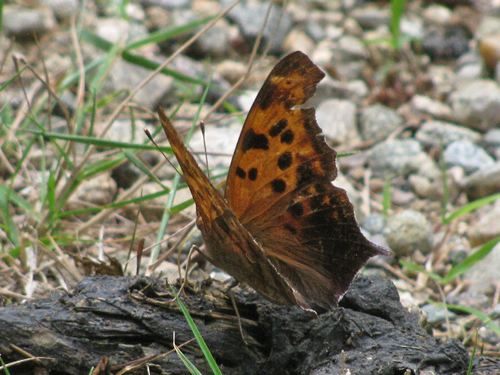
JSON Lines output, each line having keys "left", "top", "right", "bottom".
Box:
{"left": 225, "top": 51, "right": 329, "bottom": 219}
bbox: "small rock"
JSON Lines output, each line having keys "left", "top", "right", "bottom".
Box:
{"left": 189, "top": 119, "right": 241, "bottom": 170}
{"left": 448, "top": 292, "right": 490, "bottom": 311}
{"left": 70, "top": 173, "right": 117, "bottom": 207}
{"left": 443, "top": 140, "right": 495, "bottom": 174}
{"left": 421, "top": 25, "right": 470, "bottom": 61}
{"left": 191, "top": 20, "right": 232, "bottom": 57}
{"left": 410, "top": 95, "right": 452, "bottom": 121}
{"left": 422, "top": 4, "right": 452, "bottom": 25}
{"left": 283, "top": 29, "right": 315, "bottom": 56}
{"left": 227, "top": 2, "right": 293, "bottom": 54}
{"left": 313, "top": 36, "right": 367, "bottom": 81}
{"left": 316, "top": 99, "right": 360, "bottom": 146}
{"left": 305, "top": 11, "right": 343, "bottom": 42}
{"left": 384, "top": 210, "right": 433, "bottom": 256}
{"left": 215, "top": 60, "right": 247, "bottom": 84}
{"left": 142, "top": 0, "right": 193, "bottom": 9}
{"left": 369, "top": 139, "right": 426, "bottom": 177}
{"left": 478, "top": 326, "right": 500, "bottom": 346}
{"left": 421, "top": 304, "right": 457, "bottom": 325}
{"left": 427, "top": 65, "right": 455, "bottom": 96}
{"left": 361, "top": 214, "right": 386, "bottom": 235}
{"left": 409, "top": 172, "right": 460, "bottom": 202}
{"left": 359, "top": 104, "right": 403, "bottom": 143}
{"left": 448, "top": 79, "right": 500, "bottom": 132}
{"left": 96, "top": 18, "right": 149, "bottom": 45}
{"left": 415, "top": 120, "right": 481, "bottom": 149}
{"left": 102, "top": 119, "right": 150, "bottom": 144}
{"left": 463, "top": 241, "right": 500, "bottom": 295}
{"left": 476, "top": 15, "right": 500, "bottom": 39}
{"left": 467, "top": 204, "right": 500, "bottom": 247}
{"left": 3, "top": 6, "right": 56, "bottom": 39}
{"left": 42, "top": 0, "right": 78, "bottom": 20}
{"left": 491, "top": 304, "right": 500, "bottom": 317}
{"left": 482, "top": 128, "right": 500, "bottom": 158}
{"left": 479, "top": 34, "right": 500, "bottom": 72}
{"left": 350, "top": 6, "right": 390, "bottom": 29}
{"left": 104, "top": 59, "right": 174, "bottom": 109}
{"left": 459, "top": 161, "right": 500, "bottom": 200}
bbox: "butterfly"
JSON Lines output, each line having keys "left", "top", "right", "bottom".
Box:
{"left": 158, "top": 51, "right": 391, "bottom": 313}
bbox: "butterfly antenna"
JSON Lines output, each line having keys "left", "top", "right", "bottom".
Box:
{"left": 145, "top": 128, "right": 183, "bottom": 177}
{"left": 199, "top": 120, "right": 211, "bottom": 179}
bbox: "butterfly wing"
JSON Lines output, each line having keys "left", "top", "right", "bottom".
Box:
{"left": 225, "top": 51, "right": 390, "bottom": 308}
{"left": 157, "top": 109, "right": 312, "bottom": 310}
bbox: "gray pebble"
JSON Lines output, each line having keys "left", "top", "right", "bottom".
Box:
{"left": 421, "top": 304, "right": 457, "bottom": 325}
{"left": 448, "top": 79, "right": 500, "bottom": 132}
{"left": 384, "top": 210, "right": 433, "bottom": 256}
{"left": 463, "top": 241, "right": 500, "bottom": 295}
{"left": 316, "top": 99, "right": 360, "bottom": 146}
{"left": 369, "top": 139, "right": 426, "bottom": 177}
{"left": 443, "top": 140, "right": 495, "bottom": 174}
{"left": 361, "top": 214, "right": 386, "bottom": 235}
{"left": 415, "top": 120, "right": 481, "bottom": 149}
{"left": 42, "top": 0, "right": 79, "bottom": 20}
{"left": 410, "top": 95, "right": 452, "bottom": 121}
{"left": 360, "top": 104, "right": 403, "bottom": 143}
{"left": 226, "top": 2, "right": 293, "bottom": 54}
{"left": 459, "top": 161, "right": 500, "bottom": 200}
{"left": 467, "top": 204, "right": 500, "bottom": 247}
{"left": 350, "top": 6, "right": 391, "bottom": 30}
{"left": 3, "top": 7, "right": 55, "bottom": 38}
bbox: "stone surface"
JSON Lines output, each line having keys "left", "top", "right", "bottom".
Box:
{"left": 443, "top": 140, "right": 495, "bottom": 174}
{"left": 416, "top": 120, "right": 481, "bottom": 149}
{"left": 369, "top": 139, "right": 427, "bottom": 177}
{"left": 316, "top": 99, "right": 360, "bottom": 146}
{"left": 467, "top": 204, "right": 500, "bottom": 247}
{"left": 384, "top": 210, "right": 433, "bottom": 256}
{"left": 359, "top": 104, "right": 403, "bottom": 143}
{"left": 3, "top": 6, "right": 56, "bottom": 38}
{"left": 463, "top": 242, "right": 500, "bottom": 295}
{"left": 459, "top": 161, "right": 500, "bottom": 200}
{"left": 448, "top": 79, "right": 500, "bottom": 132}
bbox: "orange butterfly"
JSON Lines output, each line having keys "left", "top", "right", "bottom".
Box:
{"left": 158, "top": 51, "right": 390, "bottom": 313}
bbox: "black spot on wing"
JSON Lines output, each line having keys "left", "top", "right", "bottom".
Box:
{"left": 271, "top": 179, "right": 286, "bottom": 193}
{"left": 236, "top": 167, "right": 246, "bottom": 179}
{"left": 248, "top": 168, "right": 258, "bottom": 181}
{"left": 281, "top": 129, "right": 294, "bottom": 144}
{"left": 277, "top": 152, "right": 293, "bottom": 171}
{"left": 269, "top": 119, "right": 288, "bottom": 137}
{"left": 242, "top": 129, "right": 269, "bottom": 152}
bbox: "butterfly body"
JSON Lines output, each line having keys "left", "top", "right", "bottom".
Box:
{"left": 158, "top": 51, "right": 391, "bottom": 313}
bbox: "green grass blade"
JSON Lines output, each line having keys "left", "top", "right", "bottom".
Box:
{"left": 442, "top": 193, "right": 500, "bottom": 224}
{"left": 80, "top": 30, "right": 208, "bottom": 87}
{"left": 390, "top": 0, "right": 406, "bottom": 50}
{"left": 123, "top": 149, "right": 168, "bottom": 190}
{"left": 383, "top": 178, "right": 391, "bottom": 216}
{"left": 399, "top": 259, "right": 443, "bottom": 282}
{"left": 174, "top": 344, "right": 203, "bottom": 375}
{"left": 124, "top": 16, "right": 216, "bottom": 52}
{"left": 170, "top": 286, "right": 222, "bottom": 375}
{"left": 57, "top": 189, "right": 171, "bottom": 218}
{"left": 442, "top": 237, "right": 500, "bottom": 285}
{"left": 445, "top": 304, "right": 500, "bottom": 335}
{"left": 27, "top": 130, "right": 172, "bottom": 153}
